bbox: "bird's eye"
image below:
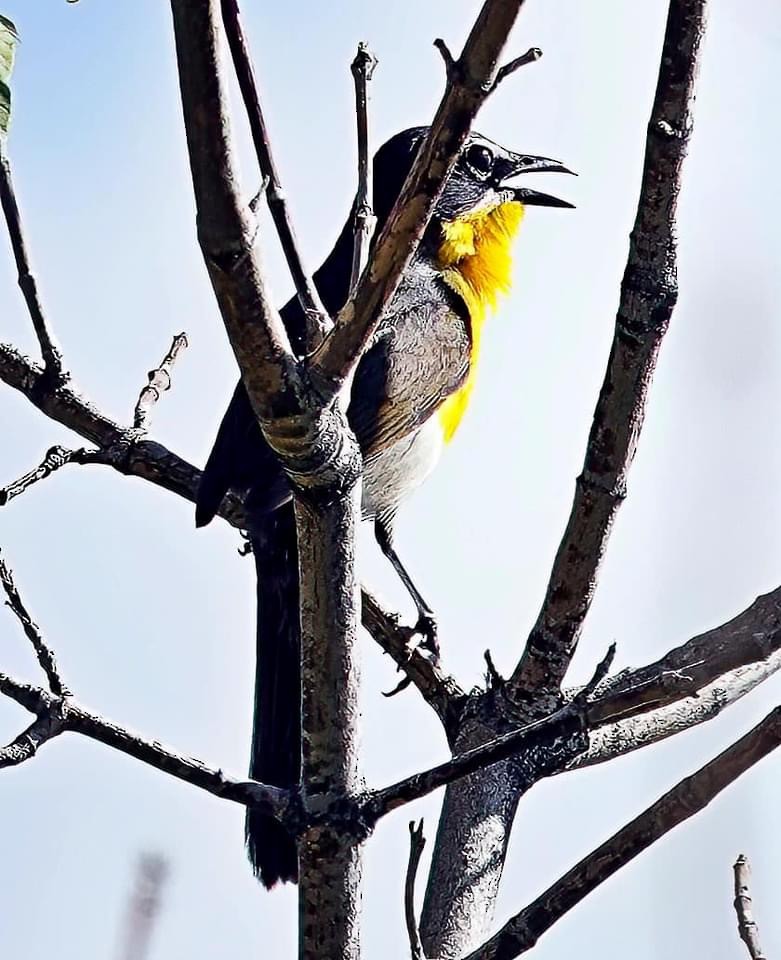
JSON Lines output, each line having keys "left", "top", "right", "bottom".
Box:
{"left": 466, "top": 144, "right": 494, "bottom": 176}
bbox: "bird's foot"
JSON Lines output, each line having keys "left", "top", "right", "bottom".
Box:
{"left": 413, "top": 612, "right": 439, "bottom": 660}
{"left": 381, "top": 613, "right": 439, "bottom": 698}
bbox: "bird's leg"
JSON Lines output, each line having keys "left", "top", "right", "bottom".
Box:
{"left": 374, "top": 518, "right": 439, "bottom": 657}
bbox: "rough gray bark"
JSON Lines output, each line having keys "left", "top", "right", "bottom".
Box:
{"left": 421, "top": 724, "right": 525, "bottom": 956}
{"left": 465, "top": 708, "right": 781, "bottom": 960}
{"left": 296, "top": 483, "right": 365, "bottom": 960}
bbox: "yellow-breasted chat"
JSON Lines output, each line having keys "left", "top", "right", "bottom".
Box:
{"left": 195, "top": 127, "right": 573, "bottom": 887}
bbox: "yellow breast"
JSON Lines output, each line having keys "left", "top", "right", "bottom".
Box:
{"left": 436, "top": 201, "right": 524, "bottom": 442}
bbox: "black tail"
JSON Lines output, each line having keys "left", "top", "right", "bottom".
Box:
{"left": 247, "top": 503, "right": 300, "bottom": 887}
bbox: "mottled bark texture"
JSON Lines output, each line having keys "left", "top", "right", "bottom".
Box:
{"left": 296, "top": 483, "right": 365, "bottom": 960}
{"left": 421, "top": 721, "right": 526, "bottom": 956}
{"left": 464, "top": 709, "right": 781, "bottom": 960}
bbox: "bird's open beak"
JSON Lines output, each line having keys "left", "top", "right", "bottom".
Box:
{"left": 497, "top": 153, "right": 576, "bottom": 209}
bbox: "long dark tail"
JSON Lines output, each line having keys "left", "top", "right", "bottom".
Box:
{"left": 247, "top": 502, "right": 300, "bottom": 887}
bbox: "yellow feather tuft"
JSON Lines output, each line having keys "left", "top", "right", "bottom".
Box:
{"left": 437, "top": 201, "right": 524, "bottom": 442}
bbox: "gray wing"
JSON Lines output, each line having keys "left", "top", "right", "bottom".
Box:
{"left": 347, "top": 298, "right": 471, "bottom": 461}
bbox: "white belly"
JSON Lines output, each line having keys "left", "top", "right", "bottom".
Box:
{"left": 361, "top": 417, "right": 444, "bottom": 522}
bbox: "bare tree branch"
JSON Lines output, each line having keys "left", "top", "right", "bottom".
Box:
{"left": 512, "top": 0, "right": 710, "bottom": 695}
{"left": 733, "top": 855, "right": 767, "bottom": 960}
{"left": 170, "top": 0, "right": 301, "bottom": 426}
{"left": 465, "top": 705, "right": 781, "bottom": 960}
{"left": 309, "top": 0, "right": 539, "bottom": 397}
{"left": 0, "top": 549, "right": 289, "bottom": 814}
{"left": 0, "top": 707, "right": 66, "bottom": 768}
{"left": 573, "top": 653, "right": 781, "bottom": 770}
{"left": 365, "top": 647, "right": 614, "bottom": 823}
{"left": 349, "top": 42, "right": 378, "bottom": 295}
{"left": 0, "top": 444, "right": 98, "bottom": 507}
{"left": 584, "top": 585, "right": 781, "bottom": 725}
{"left": 133, "top": 332, "right": 188, "bottom": 431}
{"left": 0, "top": 550, "right": 68, "bottom": 695}
{"left": 219, "top": 0, "right": 331, "bottom": 350}
{"left": 405, "top": 820, "right": 427, "bottom": 960}
{"left": 0, "top": 344, "right": 247, "bottom": 526}
{"left": 0, "top": 151, "right": 65, "bottom": 380}
{"left": 0, "top": 670, "right": 290, "bottom": 817}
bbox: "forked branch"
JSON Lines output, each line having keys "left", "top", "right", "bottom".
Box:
{"left": 220, "top": 0, "right": 331, "bottom": 349}
{"left": 585, "top": 585, "right": 781, "bottom": 725}
{"left": 365, "top": 647, "right": 614, "bottom": 823}
{"left": 575, "top": 652, "right": 781, "bottom": 769}
{"left": 465, "top": 706, "right": 781, "bottom": 960}
{"left": 309, "top": 0, "right": 540, "bottom": 395}
{"left": 0, "top": 554, "right": 289, "bottom": 817}
{"left": 170, "top": 0, "right": 300, "bottom": 425}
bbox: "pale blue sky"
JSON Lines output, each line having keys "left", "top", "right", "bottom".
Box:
{"left": 1, "top": 2, "right": 780, "bottom": 958}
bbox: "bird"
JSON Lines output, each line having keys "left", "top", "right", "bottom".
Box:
{"left": 195, "top": 126, "right": 573, "bottom": 888}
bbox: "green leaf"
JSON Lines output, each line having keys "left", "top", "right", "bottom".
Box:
{"left": 0, "top": 14, "right": 19, "bottom": 139}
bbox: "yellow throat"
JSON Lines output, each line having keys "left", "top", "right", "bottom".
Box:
{"left": 436, "top": 200, "right": 524, "bottom": 442}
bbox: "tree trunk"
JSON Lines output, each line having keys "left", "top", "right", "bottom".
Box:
{"left": 296, "top": 482, "right": 364, "bottom": 960}
{"left": 421, "top": 716, "right": 525, "bottom": 959}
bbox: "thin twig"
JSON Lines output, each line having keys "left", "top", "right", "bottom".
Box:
{"left": 0, "top": 707, "right": 66, "bottom": 768}
{"left": 349, "top": 42, "right": 378, "bottom": 295}
{"left": 491, "top": 46, "right": 542, "bottom": 91}
{"left": 171, "top": 0, "right": 301, "bottom": 428}
{"left": 484, "top": 649, "right": 503, "bottom": 689}
{"left": 0, "top": 151, "right": 65, "bottom": 381}
{"left": 309, "top": 0, "right": 538, "bottom": 396}
{"left": 0, "top": 552, "right": 68, "bottom": 695}
{"left": 464, "top": 705, "right": 781, "bottom": 960}
{"left": 512, "top": 0, "right": 710, "bottom": 695}
{"left": 733, "top": 855, "right": 767, "bottom": 960}
{"left": 0, "top": 343, "right": 247, "bottom": 527}
{"left": 365, "top": 647, "right": 615, "bottom": 823}
{"left": 133, "top": 332, "right": 188, "bottom": 431}
{"left": 0, "top": 670, "right": 290, "bottom": 817}
{"left": 0, "top": 444, "right": 91, "bottom": 506}
{"left": 219, "top": 0, "right": 331, "bottom": 350}
{"left": 405, "top": 820, "right": 427, "bottom": 960}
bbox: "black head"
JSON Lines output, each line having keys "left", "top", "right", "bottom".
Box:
{"left": 371, "top": 126, "right": 574, "bottom": 229}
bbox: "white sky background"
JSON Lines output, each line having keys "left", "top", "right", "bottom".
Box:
{"left": 1, "top": 1, "right": 780, "bottom": 957}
